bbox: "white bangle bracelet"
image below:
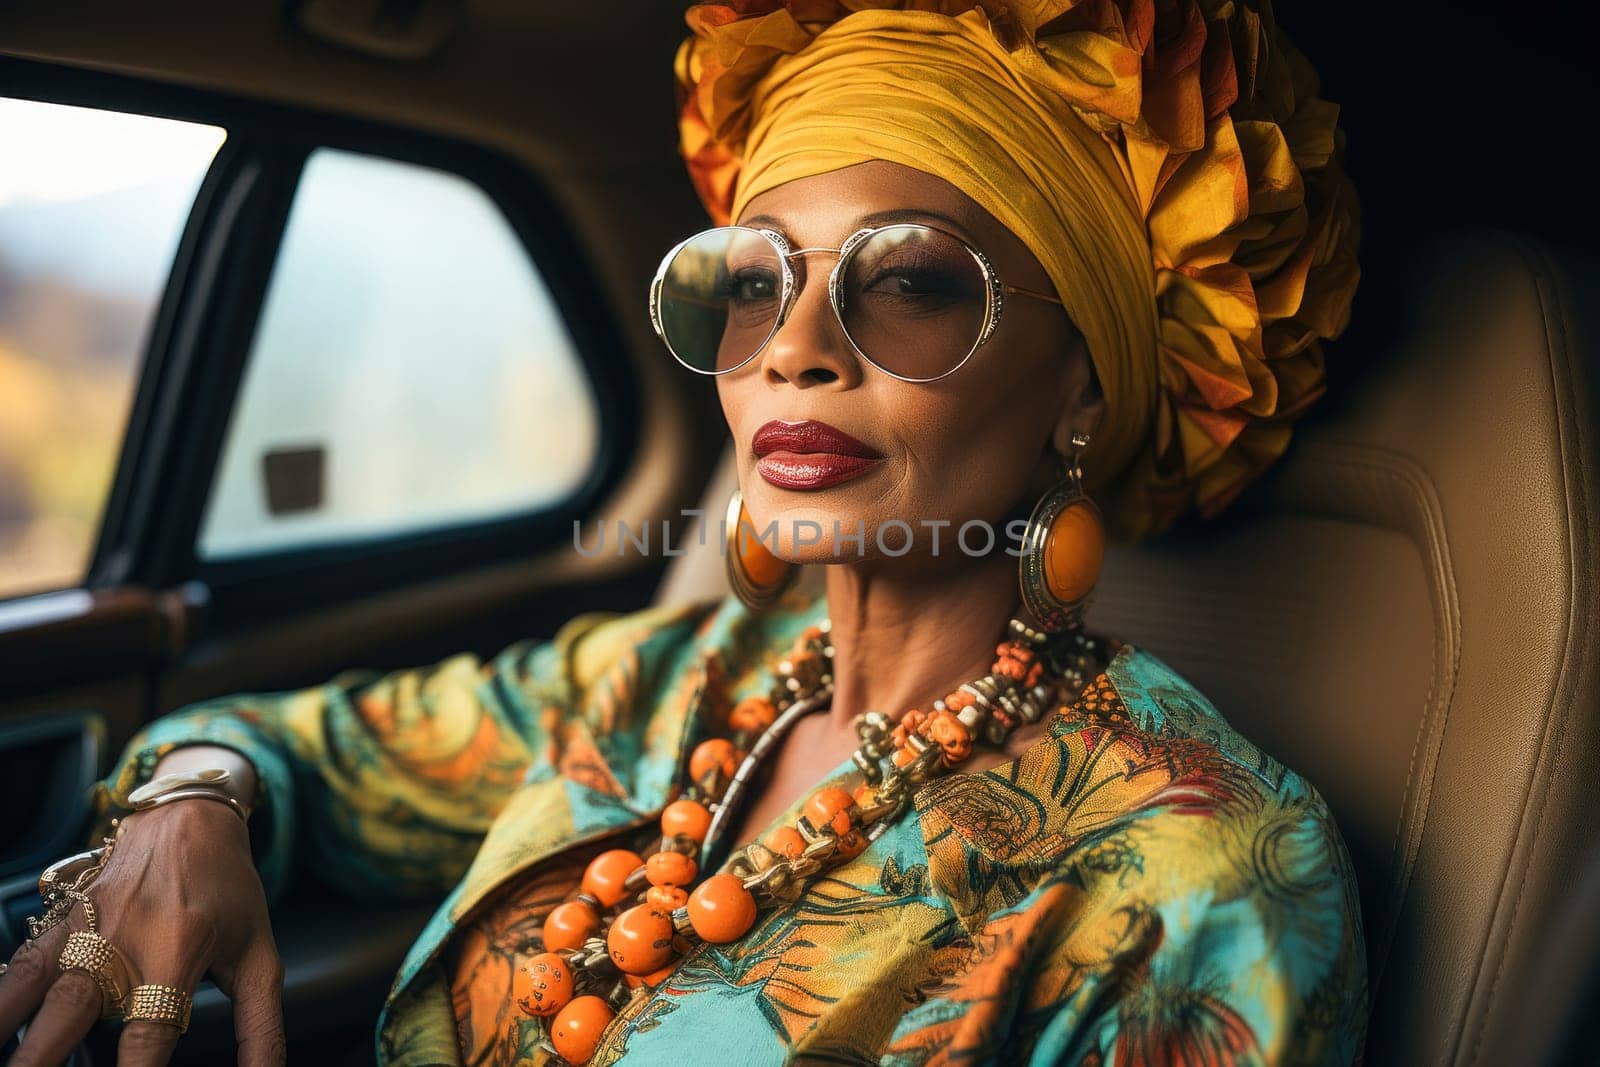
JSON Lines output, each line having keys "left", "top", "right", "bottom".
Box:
{"left": 132, "top": 787, "right": 250, "bottom": 825}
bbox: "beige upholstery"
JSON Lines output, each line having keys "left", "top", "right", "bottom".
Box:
{"left": 655, "top": 230, "right": 1600, "bottom": 1064}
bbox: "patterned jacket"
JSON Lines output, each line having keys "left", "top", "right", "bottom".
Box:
{"left": 93, "top": 588, "right": 1367, "bottom": 1065}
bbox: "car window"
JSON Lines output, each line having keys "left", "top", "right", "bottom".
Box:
{"left": 197, "top": 147, "right": 600, "bottom": 561}
{"left": 0, "top": 98, "right": 225, "bottom": 600}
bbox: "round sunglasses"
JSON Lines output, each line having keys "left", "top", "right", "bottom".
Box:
{"left": 648, "top": 222, "right": 1063, "bottom": 383}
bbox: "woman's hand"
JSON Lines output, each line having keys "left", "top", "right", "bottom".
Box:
{"left": 0, "top": 797, "right": 286, "bottom": 1066}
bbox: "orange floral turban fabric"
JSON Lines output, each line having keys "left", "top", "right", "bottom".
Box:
{"left": 673, "top": 0, "right": 1361, "bottom": 539}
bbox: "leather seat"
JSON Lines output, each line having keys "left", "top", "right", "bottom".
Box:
{"left": 653, "top": 229, "right": 1600, "bottom": 1065}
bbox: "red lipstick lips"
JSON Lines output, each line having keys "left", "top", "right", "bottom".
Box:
{"left": 752, "top": 420, "right": 883, "bottom": 490}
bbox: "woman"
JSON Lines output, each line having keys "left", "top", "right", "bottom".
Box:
{"left": 0, "top": 1, "right": 1365, "bottom": 1064}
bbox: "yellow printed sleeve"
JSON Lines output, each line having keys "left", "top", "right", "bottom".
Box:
{"left": 87, "top": 604, "right": 693, "bottom": 904}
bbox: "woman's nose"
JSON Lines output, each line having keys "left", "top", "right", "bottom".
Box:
{"left": 756, "top": 259, "right": 863, "bottom": 389}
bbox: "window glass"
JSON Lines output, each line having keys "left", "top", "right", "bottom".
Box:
{"left": 0, "top": 99, "right": 225, "bottom": 599}
{"left": 198, "top": 148, "right": 600, "bottom": 560}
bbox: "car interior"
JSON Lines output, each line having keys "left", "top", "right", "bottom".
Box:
{"left": 1, "top": 2, "right": 1596, "bottom": 1064}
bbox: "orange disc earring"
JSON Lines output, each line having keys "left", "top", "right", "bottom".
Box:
{"left": 1018, "top": 431, "right": 1105, "bottom": 633}
{"left": 725, "top": 488, "right": 796, "bottom": 611}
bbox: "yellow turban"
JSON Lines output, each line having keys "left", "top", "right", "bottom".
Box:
{"left": 674, "top": 0, "right": 1361, "bottom": 540}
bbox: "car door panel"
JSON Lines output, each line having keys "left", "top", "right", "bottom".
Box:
{"left": 0, "top": 62, "right": 667, "bottom": 1064}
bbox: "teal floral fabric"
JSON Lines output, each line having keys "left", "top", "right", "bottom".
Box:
{"left": 92, "top": 588, "right": 1367, "bottom": 1064}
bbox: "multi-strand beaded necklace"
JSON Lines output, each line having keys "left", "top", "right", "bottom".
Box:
{"left": 519, "top": 616, "right": 1105, "bottom": 1064}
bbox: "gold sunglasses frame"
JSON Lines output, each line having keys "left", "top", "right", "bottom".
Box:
{"left": 648, "top": 222, "right": 1063, "bottom": 383}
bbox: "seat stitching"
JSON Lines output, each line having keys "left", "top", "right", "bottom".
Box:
{"left": 1463, "top": 232, "right": 1589, "bottom": 1065}
{"left": 1273, "top": 441, "right": 1460, "bottom": 997}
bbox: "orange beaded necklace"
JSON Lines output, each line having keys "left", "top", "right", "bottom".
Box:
{"left": 520, "top": 615, "right": 1103, "bottom": 1064}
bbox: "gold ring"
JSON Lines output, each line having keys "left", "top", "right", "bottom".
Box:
{"left": 57, "top": 930, "right": 137, "bottom": 1018}
{"left": 37, "top": 847, "right": 107, "bottom": 898}
{"left": 124, "top": 984, "right": 193, "bottom": 1033}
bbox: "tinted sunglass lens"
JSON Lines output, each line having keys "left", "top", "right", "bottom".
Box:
{"left": 838, "top": 225, "right": 988, "bottom": 381}
{"left": 657, "top": 227, "right": 784, "bottom": 373}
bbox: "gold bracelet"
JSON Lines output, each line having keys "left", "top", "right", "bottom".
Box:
{"left": 134, "top": 787, "right": 250, "bottom": 825}
{"left": 128, "top": 767, "right": 252, "bottom": 822}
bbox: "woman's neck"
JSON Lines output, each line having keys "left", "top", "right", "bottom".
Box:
{"left": 820, "top": 550, "right": 1020, "bottom": 735}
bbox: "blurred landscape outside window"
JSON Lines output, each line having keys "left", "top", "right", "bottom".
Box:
{"left": 0, "top": 99, "right": 225, "bottom": 600}
{"left": 199, "top": 148, "right": 600, "bottom": 559}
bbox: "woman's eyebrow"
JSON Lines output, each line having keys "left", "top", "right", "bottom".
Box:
{"left": 857, "top": 207, "right": 977, "bottom": 240}
{"left": 737, "top": 207, "right": 979, "bottom": 244}
{"left": 738, "top": 212, "right": 785, "bottom": 230}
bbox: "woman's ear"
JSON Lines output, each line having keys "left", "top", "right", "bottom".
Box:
{"left": 1025, "top": 345, "right": 1103, "bottom": 497}
{"left": 1051, "top": 346, "right": 1105, "bottom": 455}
